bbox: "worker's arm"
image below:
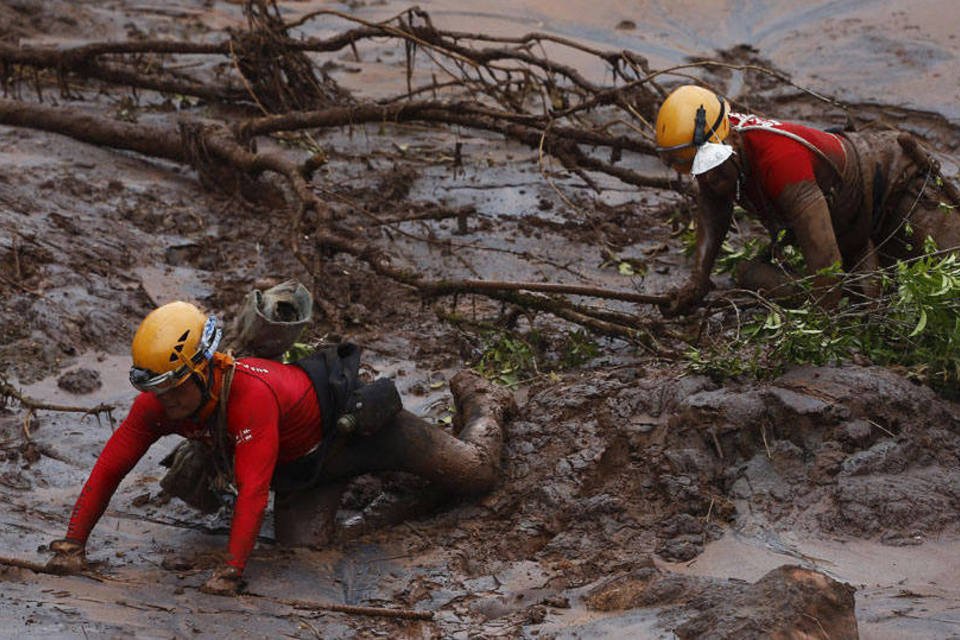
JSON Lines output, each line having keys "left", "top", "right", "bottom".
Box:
{"left": 201, "top": 378, "right": 280, "bottom": 595}
{"left": 48, "top": 394, "right": 163, "bottom": 573}
{"left": 661, "top": 168, "right": 736, "bottom": 316}
{"left": 775, "top": 180, "right": 843, "bottom": 307}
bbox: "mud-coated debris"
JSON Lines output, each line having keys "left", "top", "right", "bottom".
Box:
{"left": 56, "top": 368, "right": 102, "bottom": 394}
{"left": 659, "top": 513, "right": 704, "bottom": 537}
{"left": 656, "top": 534, "right": 704, "bottom": 562}
{"left": 585, "top": 564, "right": 857, "bottom": 638}
{"left": 161, "top": 555, "right": 196, "bottom": 571}
{"left": 0, "top": 471, "right": 31, "bottom": 490}
{"left": 20, "top": 442, "right": 41, "bottom": 464}
{"left": 811, "top": 441, "right": 847, "bottom": 483}
{"left": 616, "top": 20, "right": 636, "bottom": 30}
{"left": 131, "top": 492, "right": 150, "bottom": 507}
{"left": 525, "top": 604, "right": 547, "bottom": 623}
{"left": 674, "top": 565, "right": 858, "bottom": 640}
{"left": 584, "top": 562, "right": 673, "bottom": 611}
{"left": 836, "top": 419, "right": 875, "bottom": 447}
{"left": 541, "top": 595, "right": 570, "bottom": 608}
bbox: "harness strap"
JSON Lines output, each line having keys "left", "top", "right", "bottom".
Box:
{"left": 210, "top": 362, "right": 237, "bottom": 495}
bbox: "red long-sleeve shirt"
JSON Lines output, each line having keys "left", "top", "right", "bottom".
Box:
{"left": 65, "top": 357, "right": 322, "bottom": 572}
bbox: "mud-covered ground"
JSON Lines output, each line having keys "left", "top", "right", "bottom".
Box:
{"left": 2, "top": 1, "right": 960, "bottom": 638}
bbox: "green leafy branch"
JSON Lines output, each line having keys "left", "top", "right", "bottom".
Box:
{"left": 472, "top": 328, "right": 600, "bottom": 388}
{"left": 688, "top": 240, "right": 960, "bottom": 390}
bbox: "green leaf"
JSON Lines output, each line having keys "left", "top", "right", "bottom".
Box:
{"left": 910, "top": 309, "right": 928, "bottom": 337}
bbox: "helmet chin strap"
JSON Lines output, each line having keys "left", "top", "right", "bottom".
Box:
{"left": 191, "top": 353, "right": 233, "bottom": 423}
{"left": 182, "top": 362, "right": 215, "bottom": 419}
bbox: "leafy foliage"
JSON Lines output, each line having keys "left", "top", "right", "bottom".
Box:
{"left": 688, "top": 240, "right": 960, "bottom": 390}
{"left": 473, "top": 328, "right": 600, "bottom": 387}
{"left": 281, "top": 341, "right": 315, "bottom": 363}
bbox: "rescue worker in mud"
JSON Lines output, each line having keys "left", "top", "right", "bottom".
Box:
{"left": 655, "top": 84, "right": 960, "bottom": 315}
{"left": 45, "top": 301, "right": 512, "bottom": 595}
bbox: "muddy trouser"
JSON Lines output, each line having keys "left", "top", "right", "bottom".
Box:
{"left": 843, "top": 130, "right": 960, "bottom": 266}
{"left": 273, "top": 371, "right": 514, "bottom": 548}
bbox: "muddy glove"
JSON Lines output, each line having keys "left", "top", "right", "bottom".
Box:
{"left": 45, "top": 539, "right": 88, "bottom": 575}
{"left": 200, "top": 565, "right": 246, "bottom": 596}
{"left": 659, "top": 279, "right": 712, "bottom": 317}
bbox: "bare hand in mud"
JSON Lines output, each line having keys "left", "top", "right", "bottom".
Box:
{"left": 200, "top": 566, "right": 245, "bottom": 596}
{"left": 45, "top": 539, "right": 88, "bottom": 575}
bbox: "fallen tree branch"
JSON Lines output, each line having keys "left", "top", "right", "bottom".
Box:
{"left": 262, "top": 595, "right": 433, "bottom": 621}
{"left": 0, "top": 42, "right": 245, "bottom": 103}
{"left": 0, "top": 379, "right": 114, "bottom": 418}
{"left": 0, "top": 98, "right": 183, "bottom": 160}
{"left": 0, "top": 555, "right": 106, "bottom": 582}
{"left": 420, "top": 278, "right": 669, "bottom": 306}
{"left": 0, "top": 89, "right": 674, "bottom": 343}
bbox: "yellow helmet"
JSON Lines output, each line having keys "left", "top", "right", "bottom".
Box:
{"left": 129, "top": 301, "right": 222, "bottom": 394}
{"left": 655, "top": 85, "right": 731, "bottom": 174}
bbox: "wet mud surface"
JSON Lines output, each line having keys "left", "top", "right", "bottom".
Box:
{"left": 2, "top": 1, "right": 960, "bottom": 638}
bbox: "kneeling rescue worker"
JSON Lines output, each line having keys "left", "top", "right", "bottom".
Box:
{"left": 655, "top": 84, "right": 960, "bottom": 314}
{"left": 46, "top": 301, "right": 514, "bottom": 595}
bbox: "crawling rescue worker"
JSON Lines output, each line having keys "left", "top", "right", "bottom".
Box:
{"left": 655, "top": 85, "right": 960, "bottom": 315}
{"left": 45, "top": 301, "right": 514, "bottom": 595}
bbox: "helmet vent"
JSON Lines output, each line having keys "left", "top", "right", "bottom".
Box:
{"left": 178, "top": 330, "right": 190, "bottom": 342}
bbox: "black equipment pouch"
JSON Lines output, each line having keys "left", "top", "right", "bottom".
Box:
{"left": 336, "top": 378, "right": 403, "bottom": 437}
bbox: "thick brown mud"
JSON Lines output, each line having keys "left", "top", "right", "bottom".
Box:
{"left": 2, "top": 1, "right": 960, "bottom": 638}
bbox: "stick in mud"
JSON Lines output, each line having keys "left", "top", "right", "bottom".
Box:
{"left": 255, "top": 595, "right": 434, "bottom": 621}
{"left": 0, "top": 555, "right": 105, "bottom": 582}
{"left": 0, "top": 379, "right": 115, "bottom": 418}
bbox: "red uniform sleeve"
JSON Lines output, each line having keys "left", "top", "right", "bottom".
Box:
{"left": 65, "top": 393, "right": 165, "bottom": 543}
{"left": 222, "top": 378, "right": 281, "bottom": 572}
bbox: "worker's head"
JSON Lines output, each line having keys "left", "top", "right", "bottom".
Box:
{"left": 129, "top": 301, "right": 222, "bottom": 418}
{"left": 655, "top": 85, "right": 733, "bottom": 175}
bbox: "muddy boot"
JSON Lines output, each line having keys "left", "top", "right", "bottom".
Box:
{"left": 444, "top": 369, "right": 517, "bottom": 491}
{"left": 273, "top": 479, "right": 347, "bottom": 548}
